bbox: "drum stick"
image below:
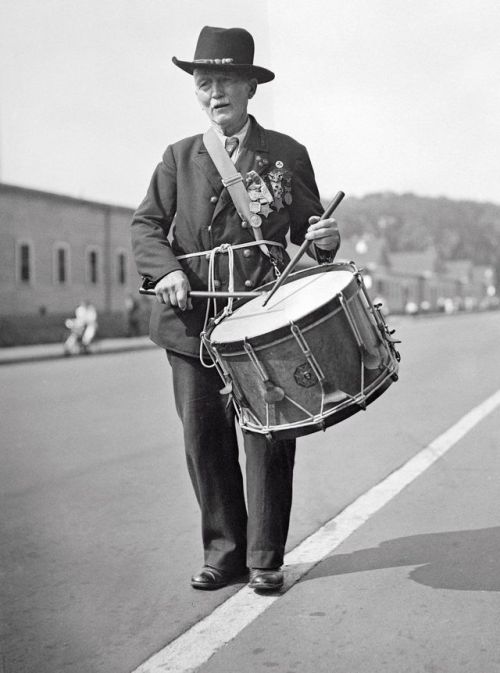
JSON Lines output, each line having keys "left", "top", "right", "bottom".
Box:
{"left": 261, "top": 190, "right": 345, "bottom": 307}
{"left": 139, "top": 288, "right": 263, "bottom": 299}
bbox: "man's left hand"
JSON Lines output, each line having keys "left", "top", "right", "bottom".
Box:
{"left": 305, "top": 215, "right": 340, "bottom": 251}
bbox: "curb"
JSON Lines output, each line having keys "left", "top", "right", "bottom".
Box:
{"left": 0, "top": 338, "right": 157, "bottom": 366}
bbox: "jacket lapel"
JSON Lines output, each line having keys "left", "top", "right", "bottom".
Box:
{"left": 192, "top": 138, "right": 224, "bottom": 194}
{"left": 236, "top": 117, "right": 270, "bottom": 178}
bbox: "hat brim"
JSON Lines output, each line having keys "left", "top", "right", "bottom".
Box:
{"left": 172, "top": 56, "right": 275, "bottom": 84}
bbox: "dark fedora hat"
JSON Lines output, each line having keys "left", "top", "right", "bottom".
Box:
{"left": 172, "top": 26, "right": 275, "bottom": 84}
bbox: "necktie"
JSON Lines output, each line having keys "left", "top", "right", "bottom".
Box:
{"left": 224, "top": 136, "right": 239, "bottom": 158}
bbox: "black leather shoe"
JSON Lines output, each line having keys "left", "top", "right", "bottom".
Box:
{"left": 191, "top": 566, "right": 246, "bottom": 590}
{"left": 249, "top": 568, "right": 284, "bottom": 592}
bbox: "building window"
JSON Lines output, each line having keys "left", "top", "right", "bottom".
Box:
{"left": 54, "top": 244, "right": 70, "bottom": 284}
{"left": 117, "top": 252, "right": 127, "bottom": 285}
{"left": 87, "top": 248, "right": 99, "bottom": 284}
{"left": 17, "top": 241, "right": 33, "bottom": 284}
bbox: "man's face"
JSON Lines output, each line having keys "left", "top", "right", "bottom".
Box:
{"left": 194, "top": 68, "right": 257, "bottom": 135}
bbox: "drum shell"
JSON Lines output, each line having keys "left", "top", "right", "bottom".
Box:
{"left": 205, "top": 265, "right": 398, "bottom": 439}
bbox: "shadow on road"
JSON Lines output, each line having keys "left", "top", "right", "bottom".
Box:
{"left": 304, "top": 526, "right": 500, "bottom": 591}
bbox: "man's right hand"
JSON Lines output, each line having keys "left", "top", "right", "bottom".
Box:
{"left": 155, "top": 270, "right": 193, "bottom": 311}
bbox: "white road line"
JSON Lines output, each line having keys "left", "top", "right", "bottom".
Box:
{"left": 132, "top": 389, "right": 500, "bottom": 673}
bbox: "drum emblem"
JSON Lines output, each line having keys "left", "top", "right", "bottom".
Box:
{"left": 294, "top": 362, "right": 318, "bottom": 388}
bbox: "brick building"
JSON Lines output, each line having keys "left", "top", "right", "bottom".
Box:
{"left": 0, "top": 183, "right": 151, "bottom": 345}
{"left": 0, "top": 183, "right": 140, "bottom": 316}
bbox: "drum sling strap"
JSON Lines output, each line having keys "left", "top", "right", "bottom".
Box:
{"left": 196, "top": 128, "right": 283, "bottom": 368}
{"left": 202, "top": 127, "right": 282, "bottom": 277}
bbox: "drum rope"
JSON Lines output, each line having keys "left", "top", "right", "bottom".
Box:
{"left": 199, "top": 243, "right": 236, "bottom": 368}
{"left": 196, "top": 240, "right": 284, "bottom": 368}
{"left": 175, "top": 239, "right": 284, "bottom": 260}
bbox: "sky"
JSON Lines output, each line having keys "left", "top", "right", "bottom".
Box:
{"left": 1, "top": 0, "right": 499, "bottom": 208}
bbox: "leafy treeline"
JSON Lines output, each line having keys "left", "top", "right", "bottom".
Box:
{"left": 327, "top": 192, "right": 500, "bottom": 273}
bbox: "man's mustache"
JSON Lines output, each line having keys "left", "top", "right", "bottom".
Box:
{"left": 211, "top": 100, "right": 230, "bottom": 109}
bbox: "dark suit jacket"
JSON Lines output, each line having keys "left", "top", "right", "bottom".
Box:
{"left": 131, "top": 116, "right": 329, "bottom": 356}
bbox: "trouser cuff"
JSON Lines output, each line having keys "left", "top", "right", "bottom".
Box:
{"left": 204, "top": 550, "right": 247, "bottom": 573}
{"left": 247, "top": 549, "right": 284, "bottom": 569}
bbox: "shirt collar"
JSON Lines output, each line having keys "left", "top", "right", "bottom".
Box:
{"left": 210, "top": 117, "right": 251, "bottom": 148}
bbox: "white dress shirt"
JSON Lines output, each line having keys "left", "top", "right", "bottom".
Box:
{"left": 210, "top": 117, "right": 251, "bottom": 163}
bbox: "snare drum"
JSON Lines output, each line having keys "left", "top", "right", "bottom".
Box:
{"left": 202, "top": 262, "right": 400, "bottom": 440}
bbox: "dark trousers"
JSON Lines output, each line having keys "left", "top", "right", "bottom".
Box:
{"left": 167, "top": 350, "right": 296, "bottom": 571}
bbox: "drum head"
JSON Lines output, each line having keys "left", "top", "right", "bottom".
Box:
{"left": 210, "top": 268, "right": 354, "bottom": 343}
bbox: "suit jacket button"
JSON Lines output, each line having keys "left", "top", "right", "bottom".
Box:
{"left": 244, "top": 279, "right": 254, "bottom": 288}
{"left": 243, "top": 249, "right": 253, "bottom": 258}
{"left": 213, "top": 279, "right": 221, "bottom": 289}
{"left": 210, "top": 196, "right": 218, "bottom": 204}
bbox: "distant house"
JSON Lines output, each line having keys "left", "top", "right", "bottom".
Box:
{"left": 444, "top": 259, "right": 474, "bottom": 284}
{"left": 389, "top": 248, "right": 443, "bottom": 276}
{"left": 335, "top": 234, "right": 391, "bottom": 272}
{"left": 332, "top": 235, "right": 496, "bottom": 314}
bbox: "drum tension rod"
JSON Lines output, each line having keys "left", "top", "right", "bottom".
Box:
{"left": 338, "top": 294, "right": 368, "bottom": 408}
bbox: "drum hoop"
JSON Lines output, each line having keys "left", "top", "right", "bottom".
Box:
{"left": 207, "top": 263, "right": 360, "bottom": 353}
{"left": 236, "top": 365, "right": 398, "bottom": 436}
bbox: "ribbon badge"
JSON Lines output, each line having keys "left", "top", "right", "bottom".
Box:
{"left": 245, "top": 170, "right": 275, "bottom": 225}
{"left": 267, "top": 160, "right": 292, "bottom": 212}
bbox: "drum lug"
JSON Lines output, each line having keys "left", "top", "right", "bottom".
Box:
{"left": 323, "top": 387, "right": 349, "bottom": 405}
{"left": 243, "top": 338, "right": 286, "bottom": 405}
{"left": 385, "top": 333, "right": 402, "bottom": 345}
{"left": 316, "top": 419, "right": 327, "bottom": 433}
{"left": 263, "top": 381, "right": 286, "bottom": 404}
{"left": 218, "top": 380, "right": 235, "bottom": 409}
{"left": 219, "top": 381, "right": 233, "bottom": 396}
{"left": 362, "top": 347, "right": 382, "bottom": 370}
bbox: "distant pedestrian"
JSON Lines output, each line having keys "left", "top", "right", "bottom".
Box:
{"left": 125, "top": 294, "right": 141, "bottom": 337}
{"left": 64, "top": 300, "right": 98, "bottom": 355}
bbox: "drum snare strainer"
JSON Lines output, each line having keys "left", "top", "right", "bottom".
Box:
{"left": 202, "top": 262, "right": 400, "bottom": 440}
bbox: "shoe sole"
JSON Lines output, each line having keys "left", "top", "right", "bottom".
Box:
{"left": 191, "top": 581, "right": 228, "bottom": 590}
{"left": 249, "top": 582, "right": 284, "bottom": 592}
{"left": 191, "top": 571, "right": 249, "bottom": 590}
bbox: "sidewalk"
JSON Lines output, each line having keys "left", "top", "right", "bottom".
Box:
{"left": 0, "top": 336, "right": 156, "bottom": 365}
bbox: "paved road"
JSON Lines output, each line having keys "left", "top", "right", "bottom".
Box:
{"left": 0, "top": 312, "right": 499, "bottom": 673}
{"left": 199, "top": 405, "right": 500, "bottom": 673}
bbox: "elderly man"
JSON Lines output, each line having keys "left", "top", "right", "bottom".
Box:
{"left": 131, "top": 26, "right": 340, "bottom": 592}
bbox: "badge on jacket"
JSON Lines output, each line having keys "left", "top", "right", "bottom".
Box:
{"left": 267, "top": 160, "right": 292, "bottom": 211}
{"left": 245, "top": 160, "right": 293, "bottom": 218}
{"left": 245, "top": 170, "right": 274, "bottom": 224}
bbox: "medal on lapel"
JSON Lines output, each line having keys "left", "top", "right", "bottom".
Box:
{"left": 245, "top": 170, "right": 274, "bottom": 221}
{"left": 268, "top": 160, "right": 292, "bottom": 211}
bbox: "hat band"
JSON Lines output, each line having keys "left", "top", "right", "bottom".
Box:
{"left": 193, "top": 58, "right": 235, "bottom": 65}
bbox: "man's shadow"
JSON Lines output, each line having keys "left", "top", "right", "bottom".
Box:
{"left": 303, "top": 526, "right": 500, "bottom": 591}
